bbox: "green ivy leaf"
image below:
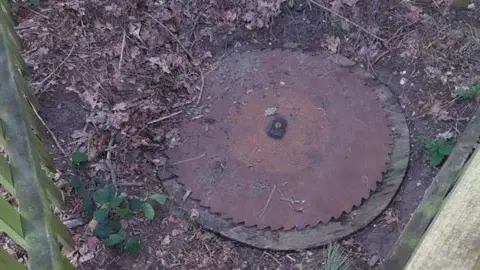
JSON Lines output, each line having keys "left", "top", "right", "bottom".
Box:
{"left": 81, "top": 190, "right": 95, "bottom": 219}
{"left": 109, "top": 218, "right": 122, "bottom": 232}
{"left": 93, "top": 187, "right": 111, "bottom": 205}
{"left": 149, "top": 193, "right": 167, "bottom": 205}
{"left": 94, "top": 208, "right": 110, "bottom": 222}
{"left": 71, "top": 152, "right": 88, "bottom": 166}
{"left": 105, "top": 233, "right": 126, "bottom": 246}
{"left": 124, "top": 238, "right": 140, "bottom": 256}
{"left": 95, "top": 222, "right": 110, "bottom": 239}
{"left": 109, "top": 195, "right": 123, "bottom": 208}
{"left": 70, "top": 177, "right": 83, "bottom": 190}
{"left": 142, "top": 203, "right": 155, "bottom": 220}
{"left": 128, "top": 199, "right": 144, "bottom": 212}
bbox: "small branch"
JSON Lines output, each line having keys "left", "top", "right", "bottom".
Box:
{"left": 195, "top": 69, "right": 205, "bottom": 106}
{"left": 116, "top": 30, "right": 126, "bottom": 78}
{"left": 308, "top": 0, "right": 386, "bottom": 44}
{"left": 143, "top": 12, "right": 193, "bottom": 60}
{"left": 118, "top": 181, "right": 144, "bottom": 187}
{"left": 264, "top": 252, "right": 283, "bottom": 267}
{"left": 31, "top": 106, "right": 66, "bottom": 155}
{"left": 147, "top": 110, "right": 183, "bottom": 125}
{"left": 35, "top": 45, "right": 75, "bottom": 93}
{"left": 105, "top": 136, "right": 117, "bottom": 187}
{"left": 257, "top": 185, "right": 276, "bottom": 217}
{"left": 172, "top": 153, "right": 206, "bottom": 166}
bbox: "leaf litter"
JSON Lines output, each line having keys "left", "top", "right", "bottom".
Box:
{"left": 10, "top": 0, "right": 480, "bottom": 268}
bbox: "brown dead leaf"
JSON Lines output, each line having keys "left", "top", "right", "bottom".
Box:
{"left": 429, "top": 99, "right": 442, "bottom": 116}
{"left": 161, "top": 235, "right": 171, "bottom": 246}
{"left": 148, "top": 57, "right": 171, "bottom": 74}
{"left": 128, "top": 22, "right": 143, "bottom": 41}
{"left": 343, "top": 0, "right": 359, "bottom": 6}
{"left": 330, "top": 0, "right": 344, "bottom": 13}
{"left": 189, "top": 208, "right": 200, "bottom": 220}
{"left": 382, "top": 208, "right": 399, "bottom": 225}
{"left": 225, "top": 10, "right": 237, "bottom": 22}
{"left": 326, "top": 36, "right": 341, "bottom": 53}
{"left": 108, "top": 111, "right": 129, "bottom": 129}
{"left": 86, "top": 237, "right": 100, "bottom": 251}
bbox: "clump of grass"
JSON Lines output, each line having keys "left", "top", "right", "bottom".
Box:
{"left": 457, "top": 84, "right": 480, "bottom": 99}
{"left": 323, "top": 243, "right": 353, "bottom": 270}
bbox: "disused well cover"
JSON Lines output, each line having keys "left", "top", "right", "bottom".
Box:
{"left": 168, "top": 50, "right": 391, "bottom": 230}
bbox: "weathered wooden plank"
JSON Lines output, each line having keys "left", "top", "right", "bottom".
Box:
{"left": 51, "top": 214, "right": 74, "bottom": 250}
{"left": 385, "top": 108, "right": 480, "bottom": 269}
{"left": 0, "top": 17, "right": 65, "bottom": 270}
{"left": 0, "top": 195, "right": 26, "bottom": 247}
{"left": 405, "top": 145, "right": 480, "bottom": 269}
{"left": 0, "top": 153, "right": 14, "bottom": 195}
{"left": 0, "top": 248, "right": 28, "bottom": 270}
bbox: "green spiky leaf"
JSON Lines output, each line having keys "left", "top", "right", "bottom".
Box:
{"left": 142, "top": 203, "right": 155, "bottom": 220}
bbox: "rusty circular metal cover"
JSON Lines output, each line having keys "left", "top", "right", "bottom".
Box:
{"left": 168, "top": 50, "right": 392, "bottom": 230}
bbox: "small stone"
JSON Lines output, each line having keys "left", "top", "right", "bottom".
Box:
{"left": 368, "top": 255, "right": 379, "bottom": 267}
{"left": 157, "top": 166, "right": 177, "bottom": 181}
{"left": 280, "top": 81, "right": 286, "bottom": 86}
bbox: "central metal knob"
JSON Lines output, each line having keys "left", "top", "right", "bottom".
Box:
{"left": 267, "top": 115, "right": 288, "bottom": 139}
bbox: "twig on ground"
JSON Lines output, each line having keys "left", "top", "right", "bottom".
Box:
{"left": 172, "top": 153, "right": 206, "bottom": 166}
{"left": 257, "top": 185, "right": 276, "bottom": 217}
{"left": 116, "top": 30, "right": 126, "bottom": 78}
{"left": 28, "top": 7, "right": 50, "bottom": 19}
{"left": 63, "top": 218, "right": 87, "bottom": 229}
{"left": 118, "top": 181, "right": 144, "bottom": 187}
{"left": 147, "top": 110, "right": 183, "bottom": 125}
{"left": 105, "top": 136, "right": 117, "bottom": 187}
{"left": 195, "top": 69, "right": 205, "bottom": 105}
{"left": 264, "top": 252, "right": 283, "bottom": 267}
{"left": 31, "top": 106, "right": 66, "bottom": 155}
{"left": 308, "top": 0, "right": 386, "bottom": 44}
{"left": 35, "top": 45, "right": 75, "bottom": 93}
{"left": 143, "top": 12, "right": 193, "bottom": 60}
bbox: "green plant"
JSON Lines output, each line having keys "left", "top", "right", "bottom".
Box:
{"left": 322, "top": 243, "right": 353, "bottom": 270}
{"left": 457, "top": 84, "right": 480, "bottom": 99}
{"left": 422, "top": 137, "right": 454, "bottom": 167}
{"left": 70, "top": 152, "right": 167, "bottom": 256}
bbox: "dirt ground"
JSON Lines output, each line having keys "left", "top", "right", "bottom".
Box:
{"left": 3, "top": 0, "right": 480, "bottom": 269}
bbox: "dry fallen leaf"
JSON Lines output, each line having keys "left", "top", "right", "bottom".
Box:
{"left": 128, "top": 22, "right": 143, "bottom": 41}
{"left": 108, "top": 111, "right": 129, "bottom": 129}
{"left": 264, "top": 107, "right": 278, "bottom": 116}
{"left": 429, "top": 99, "right": 442, "bottom": 116}
{"left": 436, "top": 130, "right": 455, "bottom": 140}
{"left": 189, "top": 208, "right": 200, "bottom": 220}
{"left": 326, "top": 36, "right": 341, "bottom": 53}
{"left": 161, "top": 235, "right": 171, "bottom": 246}
{"left": 148, "top": 57, "right": 171, "bottom": 74}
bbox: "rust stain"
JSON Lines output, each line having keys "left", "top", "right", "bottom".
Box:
{"left": 167, "top": 50, "right": 391, "bottom": 230}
